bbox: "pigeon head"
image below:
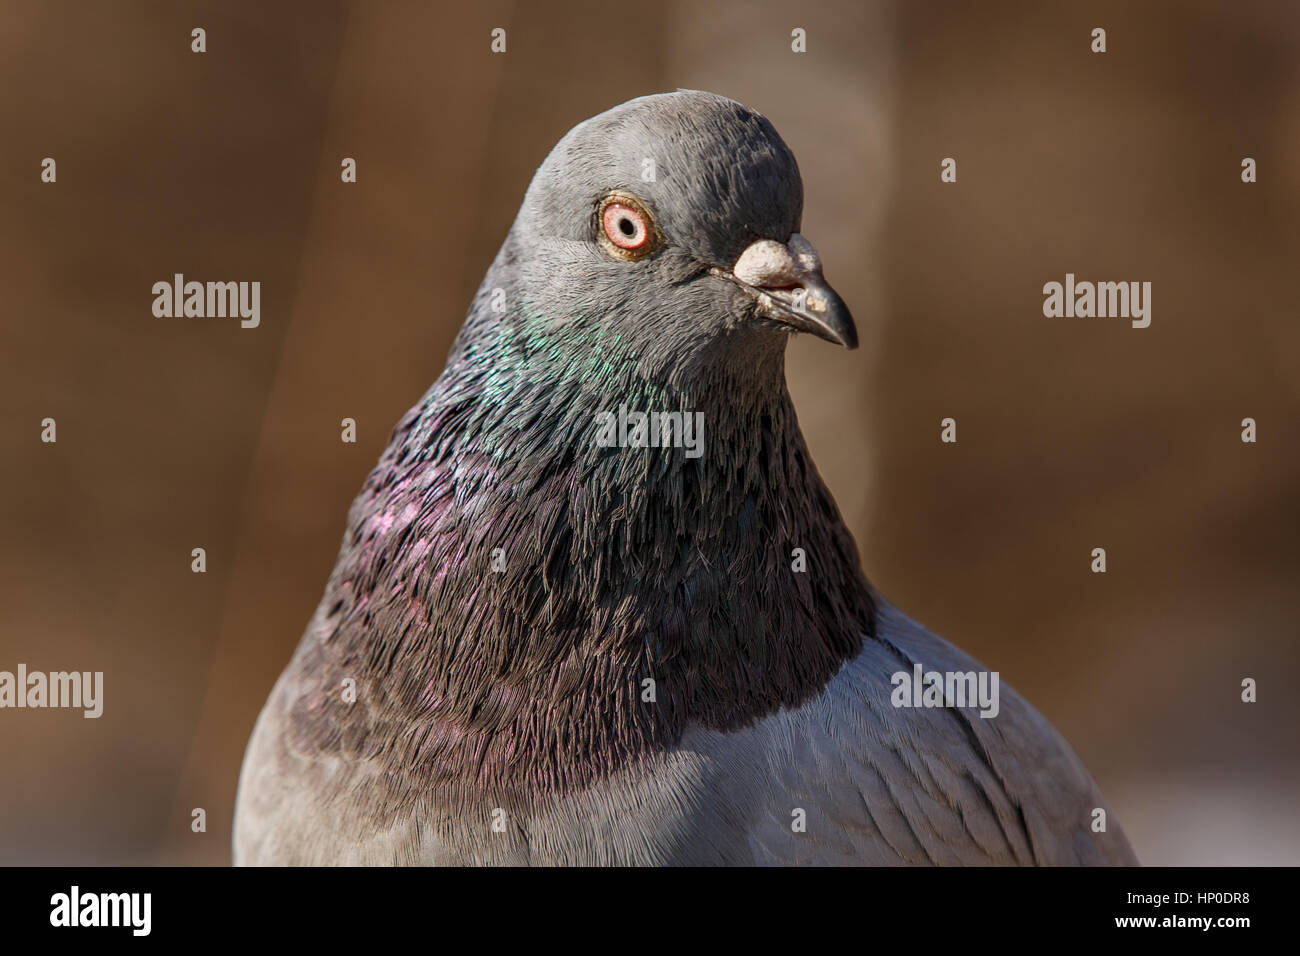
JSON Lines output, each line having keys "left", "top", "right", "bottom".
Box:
{"left": 503, "top": 90, "right": 858, "bottom": 364}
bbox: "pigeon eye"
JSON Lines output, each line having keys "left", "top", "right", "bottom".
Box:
{"left": 597, "top": 192, "right": 659, "bottom": 260}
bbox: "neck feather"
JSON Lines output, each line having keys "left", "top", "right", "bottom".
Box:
{"left": 288, "top": 303, "right": 875, "bottom": 800}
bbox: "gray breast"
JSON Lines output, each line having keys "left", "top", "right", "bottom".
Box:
{"left": 234, "top": 599, "right": 1135, "bottom": 866}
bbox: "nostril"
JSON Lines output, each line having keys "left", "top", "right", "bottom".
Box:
{"left": 733, "top": 238, "right": 800, "bottom": 288}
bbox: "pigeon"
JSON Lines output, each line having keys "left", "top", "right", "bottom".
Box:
{"left": 233, "top": 90, "right": 1137, "bottom": 866}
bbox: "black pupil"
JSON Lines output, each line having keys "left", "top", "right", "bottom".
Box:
{"left": 618, "top": 216, "right": 636, "bottom": 237}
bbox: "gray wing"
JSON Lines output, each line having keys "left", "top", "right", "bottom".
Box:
{"left": 671, "top": 598, "right": 1138, "bottom": 865}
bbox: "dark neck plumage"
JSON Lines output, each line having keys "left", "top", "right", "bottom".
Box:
{"left": 296, "top": 284, "right": 875, "bottom": 800}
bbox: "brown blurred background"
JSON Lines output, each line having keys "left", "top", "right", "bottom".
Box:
{"left": 1, "top": 0, "right": 1296, "bottom": 865}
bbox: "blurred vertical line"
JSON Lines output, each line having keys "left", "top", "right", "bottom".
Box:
{"left": 155, "top": 0, "right": 355, "bottom": 865}
{"left": 659, "top": 0, "right": 898, "bottom": 551}
{"left": 457, "top": 0, "right": 672, "bottom": 292}
{"left": 164, "top": 0, "right": 523, "bottom": 865}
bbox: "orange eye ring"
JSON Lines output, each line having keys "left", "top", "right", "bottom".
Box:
{"left": 604, "top": 203, "right": 648, "bottom": 249}
{"left": 597, "top": 192, "right": 660, "bottom": 260}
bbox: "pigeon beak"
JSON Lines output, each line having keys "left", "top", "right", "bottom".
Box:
{"left": 713, "top": 234, "right": 858, "bottom": 349}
